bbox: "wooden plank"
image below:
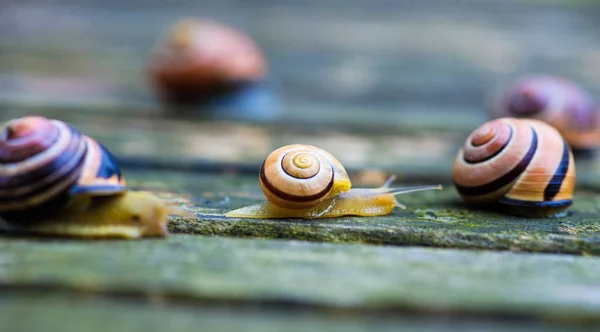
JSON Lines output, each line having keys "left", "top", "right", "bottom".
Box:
{"left": 1, "top": 234, "right": 600, "bottom": 327}
{"left": 1, "top": 0, "right": 600, "bottom": 129}
{"left": 5, "top": 292, "right": 576, "bottom": 332}
{"left": 108, "top": 169, "right": 600, "bottom": 255}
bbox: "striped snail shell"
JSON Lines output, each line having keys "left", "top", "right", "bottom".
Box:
{"left": 0, "top": 116, "right": 126, "bottom": 222}
{"left": 148, "top": 18, "right": 267, "bottom": 104}
{"left": 226, "top": 144, "right": 442, "bottom": 219}
{"left": 259, "top": 144, "right": 352, "bottom": 209}
{"left": 491, "top": 74, "right": 600, "bottom": 151}
{"left": 452, "top": 118, "right": 575, "bottom": 217}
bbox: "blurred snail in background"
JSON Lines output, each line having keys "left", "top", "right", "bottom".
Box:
{"left": 453, "top": 118, "right": 575, "bottom": 217}
{"left": 491, "top": 74, "right": 600, "bottom": 152}
{"left": 225, "top": 144, "right": 442, "bottom": 219}
{"left": 148, "top": 18, "right": 267, "bottom": 105}
{"left": 0, "top": 116, "right": 188, "bottom": 239}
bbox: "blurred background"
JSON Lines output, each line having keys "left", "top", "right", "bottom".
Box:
{"left": 1, "top": 0, "right": 600, "bottom": 180}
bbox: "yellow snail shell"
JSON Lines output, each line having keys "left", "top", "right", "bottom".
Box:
{"left": 452, "top": 117, "right": 575, "bottom": 217}
{"left": 226, "top": 144, "right": 442, "bottom": 219}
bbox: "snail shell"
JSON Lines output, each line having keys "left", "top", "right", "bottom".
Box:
{"left": 0, "top": 116, "right": 185, "bottom": 239}
{"left": 453, "top": 117, "right": 575, "bottom": 217}
{"left": 225, "top": 144, "right": 442, "bottom": 219}
{"left": 259, "top": 144, "right": 352, "bottom": 209}
{"left": 491, "top": 74, "right": 600, "bottom": 151}
{"left": 0, "top": 116, "right": 126, "bottom": 221}
{"left": 148, "top": 18, "right": 267, "bottom": 104}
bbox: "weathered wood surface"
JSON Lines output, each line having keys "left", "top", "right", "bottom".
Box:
{"left": 10, "top": 294, "right": 577, "bottom": 332}
{"left": 2, "top": 0, "right": 600, "bottom": 128}
{"left": 116, "top": 169, "right": 600, "bottom": 256}
{"left": 4, "top": 109, "right": 600, "bottom": 192}
{"left": 5, "top": 299, "right": 581, "bottom": 332}
{"left": 1, "top": 235, "right": 600, "bottom": 328}
{"left": 3, "top": 0, "right": 600, "bottom": 330}
{"left": 3, "top": 0, "right": 600, "bottom": 185}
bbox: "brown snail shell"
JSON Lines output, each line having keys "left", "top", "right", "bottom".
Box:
{"left": 258, "top": 144, "right": 351, "bottom": 210}
{"left": 452, "top": 117, "right": 575, "bottom": 217}
{"left": 148, "top": 18, "right": 267, "bottom": 104}
{"left": 491, "top": 74, "right": 600, "bottom": 151}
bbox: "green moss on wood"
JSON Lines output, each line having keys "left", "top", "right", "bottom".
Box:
{"left": 1, "top": 235, "right": 600, "bottom": 326}
{"left": 160, "top": 177, "right": 600, "bottom": 255}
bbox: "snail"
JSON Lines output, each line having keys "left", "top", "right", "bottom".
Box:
{"left": 0, "top": 116, "right": 188, "bottom": 239}
{"left": 491, "top": 74, "right": 600, "bottom": 152}
{"left": 225, "top": 144, "right": 442, "bottom": 219}
{"left": 148, "top": 18, "right": 267, "bottom": 105}
{"left": 452, "top": 117, "right": 575, "bottom": 217}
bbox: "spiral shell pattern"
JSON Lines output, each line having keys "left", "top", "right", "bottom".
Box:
{"left": 452, "top": 118, "right": 575, "bottom": 216}
{"left": 491, "top": 75, "right": 600, "bottom": 151}
{"left": 0, "top": 116, "right": 126, "bottom": 219}
{"left": 259, "top": 144, "right": 351, "bottom": 209}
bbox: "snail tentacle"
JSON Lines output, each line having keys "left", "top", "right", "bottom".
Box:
{"left": 382, "top": 175, "right": 397, "bottom": 188}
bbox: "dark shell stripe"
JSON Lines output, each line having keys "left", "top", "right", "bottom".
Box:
{"left": 454, "top": 127, "right": 538, "bottom": 197}
{"left": 543, "top": 141, "right": 570, "bottom": 201}
{"left": 0, "top": 130, "right": 84, "bottom": 191}
{"left": 499, "top": 197, "right": 572, "bottom": 208}
{"left": 0, "top": 121, "right": 72, "bottom": 177}
{"left": 260, "top": 159, "right": 334, "bottom": 203}
{"left": 95, "top": 142, "right": 124, "bottom": 180}
{"left": 0, "top": 122, "right": 87, "bottom": 211}
{"left": 0, "top": 122, "right": 60, "bottom": 163}
{"left": 464, "top": 126, "right": 513, "bottom": 164}
{"left": 0, "top": 138, "right": 85, "bottom": 201}
{"left": 0, "top": 164, "right": 81, "bottom": 210}
{"left": 70, "top": 138, "right": 126, "bottom": 195}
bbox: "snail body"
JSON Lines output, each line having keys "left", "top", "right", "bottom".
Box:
{"left": 452, "top": 117, "right": 575, "bottom": 217}
{"left": 225, "top": 144, "right": 442, "bottom": 219}
{"left": 148, "top": 18, "right": 267, "bottom": 105}
{"left": 0, "top": 191, "right": 178, "bottom": 238}
{"left": 0, "top": 116, "right": 184, "bottom": 238}
{"left": 491, "top": 74, "right": 600, "bottom": 151}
